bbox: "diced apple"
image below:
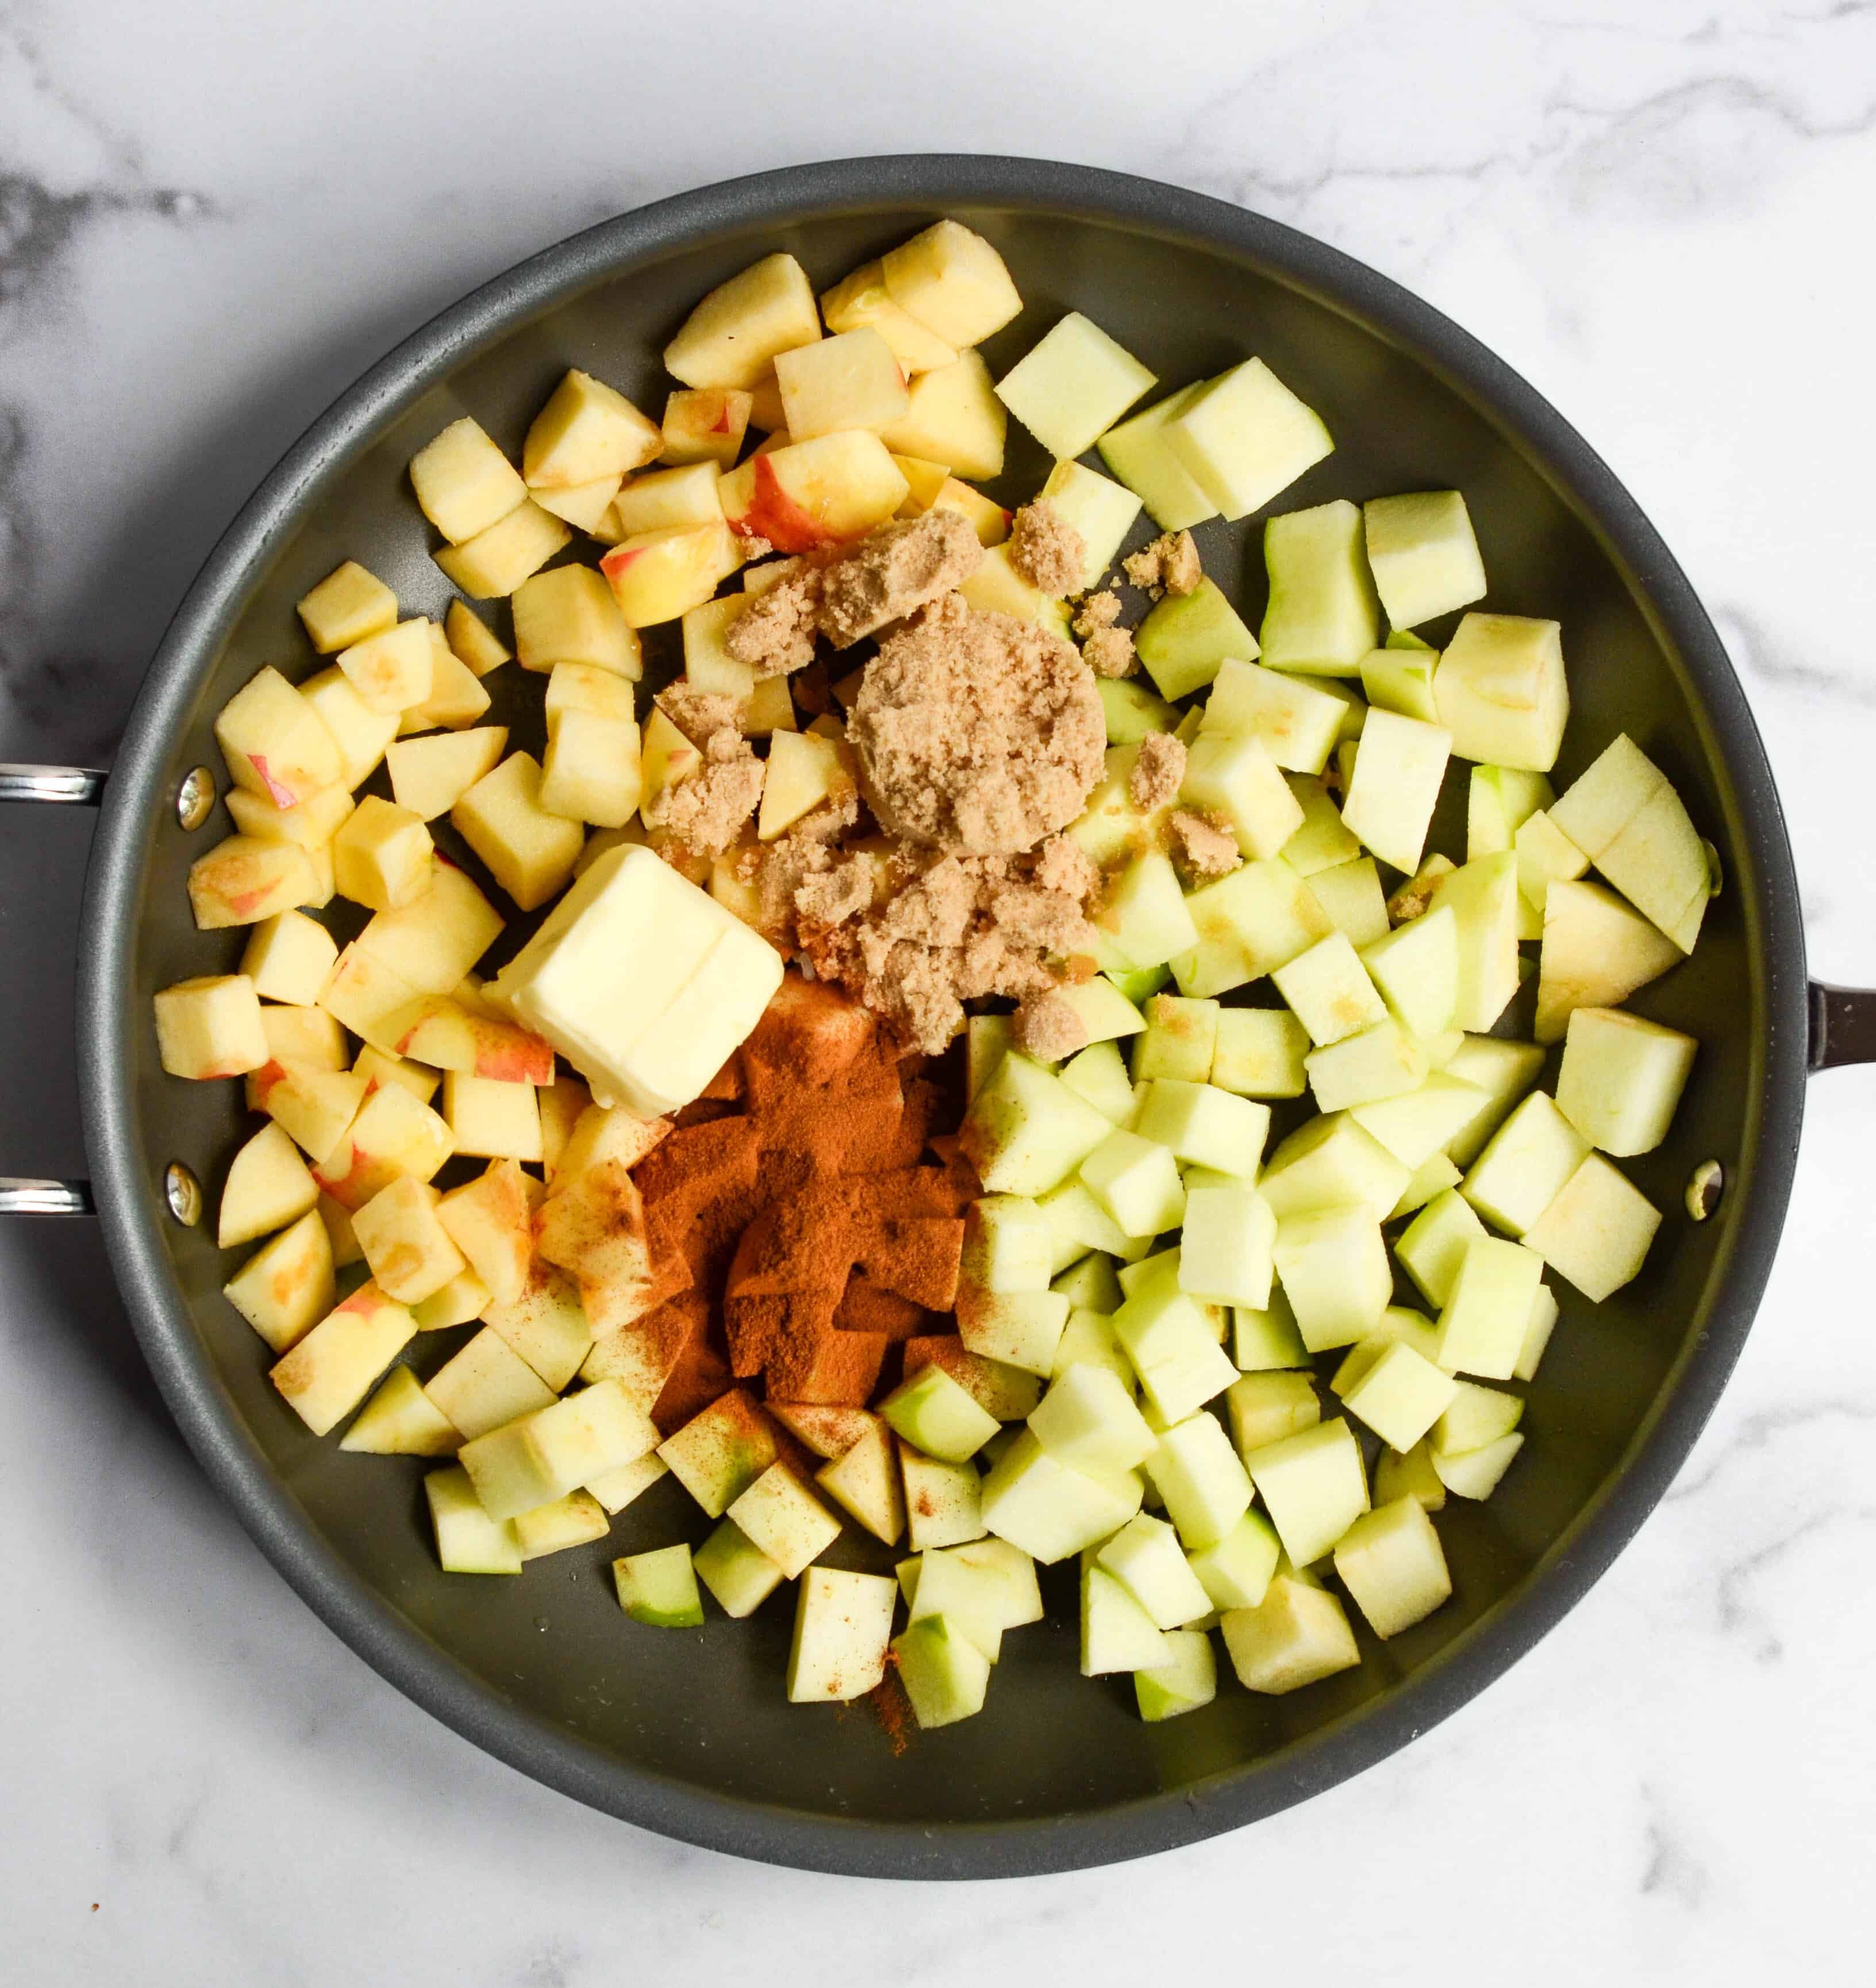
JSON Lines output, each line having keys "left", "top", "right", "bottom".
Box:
{"left": 1258, "top": 1111, "right": 1410, "bottom": 1222}
{"left": 481, "top": 1263, "right": 590, "bottom": 1390}
{"left": 1259, "top": 500, "right": 1379, "bottom": 675}
{"left": 424, "top": 1326, "right": 556, "bottom": 1441}
{"left": 1171, "top": 858, "right": 1333, "bottom": 999}
{"left": 663, "top": 253, "right": 821, "bottom": 390}
{"left": 1341, "top": 709, "right": 1451, "bottom": 873}
{"left": 424, "top": 1465, "right": 521, "bottom": 1575}
{"left": 690, "top": 1518, "right": 785, "bottom": 1618}
{"left": 979, "top": 1428, "right": 1143, "bottom": 1564}
{"left": 1221, "top": 1572, "right": 1360, "bottom": 1693}
{"left": 443, "top": 599, "right": 511, "bottom": 678}
{"left": 215, "top": 666, "right": 343, "bottom": 809}
{"left": 296, "top": 559, "right": 398, "bottom": 654}
{"left": 335, "top": 618, "right": 435, "bottom": 717}
{"left": 879, "top": 1364, "right": 1001, "bottom": 1464}
{"left": 401, "top": 633, "right": 490, "bottom": 732}
{"left": 1363, "top": 490, "right": 1487, "bottom": 631}
{"left": 612, "top": 462, "right": 725, "bottom": 535}
{"left": 586, "top": 1451, "right": 668, "bottom": 1514}
{"left": 1110, "top": 1284, "right": 1237, "bottom": 1424}
{"left": 1333, "top": 1494, "right": 1452, "bottom": 1637}
{"left": 1433, "top": 612, "right": 1569, "bottom": 772}
{"left": 341, "top": 1364, "right": 460, "bottom": 1456}
{"left": 1079, "top": 1128, "right": 1187, "bottom": 1240}
{"left": 1097, "top": 1512, "right": 1212, "bottom": 1630}
{"left": 249, "top": 1060, "right": 369, "bottom": 1166}
{"left": 222, "top": 1208, "right": 335, "bottom": 1352}
{"left": 814, "top": 1420, "right": 905, "bottom": 1545}
{"left": 409, "top": 417, "right": 528, "bottom": 544}
{"left": 599, "top": 517, "right": 743, "bottom": 626}
{"left": 1164, "top": 359, "right": 1333, "bottom": 522}
{"left": 960, "top": 1051, "right": 1114, "bottom": 1196}
{"left": 929, "top": 476, "right": 1010, "bottom": 546}
{"left": 1432, "top": 1430, "right": 1525, "bottom": 1501}
{"left": 1523, "top": 1152, "right": 1661, "bottom": 1301}
{"left": 1209, "top": 1007, "right": 1309, "bottom": 1099}
{"left": 532, "top": 473, "right": 624, "bottom": 533}
{"left": 1428, "top": 852, "right": 1521, "bottom": 1034}
{"left": 880, "top": 220, "right": 1022, "bottom": 349}
{"left": 1176, "top": 733, "right": 1303, "bottom": 862}
{"left": 1232, "top": 1287, "right": 1312, "bottom": 1372}
{"left": 1225, "top": 1370, "right": 1320, "bottom": 1458}
{"left": 725, "top": 1461, "right": 841, "bottom": 1579}
{"left": 332, "top": 795, "right": 433, "bottom": 912}
{"left": 787, "top": 1567, "right": 897, "bottom": 1703}
{"left": 450, "top": 752, "right": 585, "bottom": 911}
{"left": 1463, "top": 1091, "right": 1590, "bottom": 1237}
{"left": 993, "top": 312, "right": 1155, "bottom": 461}
{"left": 1535, "top": 878, "right": 1685, "bottom": 1045}
{"left": 223, "top": 780, "right": 353, "bottom": 852}
{"left": 1273, "top": 1205, "right": 1390, "bottom": 1351}
{"left": 1435, "top": 1235, "right": 1544, "bottom": 1380}
{"left": 154, "top": 973, "right": 269, "bottom": 1079}
{"left": 756, "top": 730, "right": 851, "bottom": 841}
{"left": 270, "top": 1281, "right": 416, "bottom": 1436}
{"left": 1555, "top": 1006, "right": 1697, "bottom": 1156}
{"left": 899, "top": 1442, "right": 987, "bottom": 1552}
{"left": 435, "top": 501, "right": 571, "bottom": 599}
{"left": 1271, "top": 932, "right": 1387, "bottom": 1048}
{"left": 1097, "top": 383, "right": 1219, "bottom": 533}
{"left": 300, "top": 666, "right": 400, "bottom": 790}
{"left": 187, "top": 835, "right": 316, "bottom": 930}
{"left": 512, "top": 564, "right": 641, "bottom": 677}
{"left": 1186, "top": 1509, "right": 1281, "bottom": 1612}
{"left": 523, "top": 369, "right": 663, "bottom": 487}
{"left": 657, "top": 1389, "right": 780, "bottom": 1517}
{"left": 541, "top": 710, "right": 642, "bottom": 829}
{"left": 878, "top": 350, "right": 1006, "bottom": 481}
{"left": 957, "top": 543, "right": 1070, "bottom": 631}
{"left": 386, "top": 726, "right": 508, "bottom": 821}
{"left": 312, "top": 1080, "right": 455, "bottom": 1209}
{"left": 719, "top": 430, "right": 913, "bottom": 555}
{"left": 1146, "top": 1412, "right": 1254, "bottom": 1550}
{"left": 1548, "top": 734, "right": 1709, "bottom": 952}
{"left": 351, "top": 1176, "right": 467, "bottom": 1306}
{"left": 413, "top": 1267, "right": 490, "bottom": 1332}
{"left": 1037, "top": 459, "right": 1143, "bottom": 590}
{"left": 1136, "top": 578, "right": 1259, "bottom": 702}
{"left": 775, "top": 326, "right": 910, "bottom": 440}
{"left": 1360, "top": 642, "right": 1441, "bottom": 724}
{"left": 1201, "top": 660, "right": 1344, "bottom": 778}
{"left": 217, "top": 1120, "right": 318, "bottom": 1248}
{"left": 1305, "top": 1018, "right": 1428, "bottom": 1114}
{"left": 661, "top": 386, "right": 754, "bottom": 468}
{"left": 459, "top": 1379, "right": 659, "bottom": 1521}
{"left": 1242, "top": 1415, "right": 1368, "bottom": 1568}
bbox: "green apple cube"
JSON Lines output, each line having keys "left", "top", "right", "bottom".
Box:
{"left": 1536, "top": 879, "right": 1683, "bottom": 1045}
{"left": 1435, "top": 1379, "right": 1524, "bottom": 1456}
{"left": 1136, "top": 578, "right": 1260, "bottom": 701}
{"left": 980, "top": 1427, "right": 1143, "bottom": 1563}
{"left": 1523, "top": 1153, "right": 1660, "bottom": 1300}
{"left": 898, "top": 1441, "right": 986, "bottom": 1551}
{"left": 1514, "top": 806, "right": 1590, "bottom": 916}
{"left": 1514, "top": 1281, "right": 1560, "bottom": 1383}
{"left": 1037, "top": 1177, "right": 1139, "bottom": 1263}
{"left": 1396, "top": 1186, "right": 1489, "bottom": 1309}
{"left": 1225, "top": 1370, "right": 1320, "bottom": 1458}
{"left": 1273, "top": 1205, "right": 1390, "bottom": 1352}
{"left": 958, "top": 1286, "right": 1072, "bottom": 1376}
{"left": 692, "top": 1517, "right": 786, "bottom": 1618}
{"left": 1333, "top": 1494, "right": 1453, "bottom": 1638}
{"left": 1132, "top": 993, "right": 1220, "bottom": 1082}
{"left": 1202, "top": 659, "right": 1346, "bottom": 775}
{"left": 1548, "top": 734, "right": 1708, "bottom": 953}
{"left": 1098, "top": 1512, "right": 1213, "bottom": 1628}
{"left": 1147, "top": 1412, "right": 1254, "bottom": 1549}
{"left": 1135, "top": 1628, "right": 1218, "bottom": 1722}
{"left": 962, "top": 1050, "right": 1116, "bottom": 1195}
{"left": 514, "top": 1490, "right": 610, "bottom": 1562}
{"left": 967, "top": 1013, "right": 1014, "bottom": 1100}
{"left": 1093, "top": 850, "right": 1202, "bottom": 973}
{"left": 1258, "top": 1112, "right": 1410, "bottom": 1222}
{"left": 786, "top": 1567, "right": 897, "bottom": 1704}
{"left": 1052, "top": 1253, "right": 1125, "bottom": 1314}
{"left": 1054, "top": 978, "right": 1147, "bottom": 1049}
{"left": 1341, "top": 709, "right": 1452, "bottom": 873}
{"left": 586, "top": 1450, "right": 670, "bottom": 1515}
{"left": 1164, "top": 358, "right": 1333, "bottom": 520}
{"left": 1059, "top": 1039, "right": 1139, "bottom": 1124}
{"left": 1080, "top": 1128, "right": 1187, "bottom": 1239}
{"left": 1170, "top": 859, "right": 1336, "bottom": 999}
{"left": 994, "top": 311, "right": 1156, "bottom": 460}
{"left": 1030, "top": 1362, "right": 1157, "bottom": 1475}
{"left": 1221, "top": 1573, "right": 1360, "bottom": 1693}
{"left": 1243, "top": 1415, "right": 1370, "bottom": 1567}
{"left": 1052, "top": 1305, "right": 1136, "bottom": 1390}
{"left": 906, "top": 1547, "right": 1010, "bottom": 1662}
{"left": 459, "top": 1380, "right": 660, "bottom": 1522}
{"left": 613, "top": 1542, "right": 705, "bottom": 1628}
{"left": 1070, "top": 744, "right": 1169, "bottom": 867}
{"left": 1280, "top": 775, "right": 1363, "bottom": 875}
{"left": 1363, "top": 489, "right": 1487, "bottom": 631}
{"left": 1332, "top": 1337, "right": 1458, "bottom": 1453}
{"left": 1305, "top": 856, "right": 1390, "bottom": 949}
{"left": 1433, "top": 611, "right": 1569, "bottom": 771}
{"left": 1258, "top": 499, "right": 1380, "bottom": 675}
{"left": 962, "top": 1195, "right": 1056, "bottom": 1292}
{"left": 1467, "top": 764, "right": 1554, "bottom": 861}
{"left": 1436, "top": 1236, "right": 1544, "bottom": 1380}
{"left": 1178, "top": 1186, "right": 1278, "bottom": 1310}
{"left": 1271, "top": 932, "right": 1388, "bottom": 1048}
{"left": 1081, "top": 1563, "right": 1173, "bottom": 1674}
{"left": 1305, "top": 1018, "right": 1428, "bottom": 1114}
{"left": 1099, "top": 675, "right": 1178, "bottom": 745}
{"left": 881, "top": 1364, "right": 1002, "bottom": 1462}
{"left": 893, "top": 1613, "right": 993, "bottom": 1728}
{"left": 1428, "top": 852, "right": 1521, "bottom": 1034}
{"left": 1360, "top": 905, "right": 1459, "bottom": 1041}
{"left": 1232, "top": 1285, "right": 1311, "bottom": 1370}
{"left": 1186, "top": 1508, "right": 1281, "bottom": 1610}
{"left": 1374, "top": 1304, "right": 1448, "bottom": 1360}
{"left": 656, "top": 1389, "right": 779, "bottom": 1518}
{"left": 1350, "top": 1071, "right": 1489, "bottom": 1170}
{"left": 1040, "top": 459, "right": 1146, "bottom": 591}
{"left": 344, "top": 1364, "right": 461, "bottom": 1456}
{"left": 1443, "top": 1036, "right": 1547, "bottom": 1166}
{"left": 1108, "top": 962, "right": 1172, "bottom": 1003}
{"left": 1132, "top": 1079, "right": 1270, "bottom": 1175}
{"left": 946, "top": 1536, "right": 1045, "bottom": 1628}
{"left": 1375, "top": 1437, "right": 1447, "bottom": 1512}
{"left": 1555, "top": 1006, "right": 1698, "bottom": 1157}
{"left": 1210, "top": 1006, "right": 1310, "bottom": 1098}
{"left": 1432, "top": 1430, "right": 1524, "bottom": 1500}
{"left": 1179, "top": 731, "right": 1306, "bottom": 859}
{"left": 1359, "top": 644, "right": 1440, "bottom": 724}
{"left": 1111, "top": 1285, "right": 1239, "bottom": 1422}
{"left": 816, "top": 1421, "right": 906, "bottom": 1545}
{"left": 725, "top": 1461, "right": 842, "bottom": 1578}
{"left": 1390, "top": 1151, "right": 1462, "bottom": 1221}
{"left": 424, "top": 1464, "right": 522, "bottom": 1575}
{"left": 1463, "top": 1091, "right": 1591, "bottom": 1236}
{"left": 1097, "top": 382, "right": 1220, "bottom": 532}
{"left": 1117, "top": 1244, "right": 1182, "bottom": 1302}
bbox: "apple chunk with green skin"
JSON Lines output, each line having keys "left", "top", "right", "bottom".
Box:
{"left": 613, "top": 1544, "right": 705, "bottom": 1628}
{"left": 880, "top": 1364, "right": 1001, "bottom": 1463}
{"left": 656, "top": 1389, "right": 779, "bottom": 1517}
{"left": 994, "top": 310, "right": 1155, "bottom": 460}
{"left": 1221, "top": 1573, "right": 1360, "bottom": 1693}
{"left": 1334, "top": 1494, "right": 1453, "bottom": 1637}
{"left": 1548, "top": 733, "right": 1710, "bottom": 953}
{"left": 1164, "top": 358, "right": 1333, "bottom": 522}
{"left": 424, "top": 1465, "right": 521, "bottom": 1575}
{"left": 1434, "top": 612, "right": 1569, "bottom": 772}
{"left": 1555, "top": 1006, "right": 1698, "bottom": 1156}
{"left": 693, "top": 1520, "right": 786, "bottom": 1618}
{"left": 960, "top": 1051, "right": 1114, "bottom": 1196}
{"left": 789, "top": 1568, "right": 898, "bottom": 1702}
{"left": 1363, "top": 490, "right": 1487, "bottom": 631}
{"left": 893, "top": 1613, "right": 993, "bottom": 1729}
{"left": 1259, "top": 499, "right": 1379, "bottom": 675}
{"left": 1135, "top": 1628, "right": 1218, "bottom": 1721}
{"left": 1242, "top": 1416, "right": 1370, "bottom": 1568}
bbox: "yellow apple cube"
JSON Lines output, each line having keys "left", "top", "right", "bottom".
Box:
{"left": 541, "top": 710, "right": 642, "bottom": 829}
{"left": 215, "top": 666, "right": 343, "bottom": 807}
{"left": 661, "top": 387, "right": 752, "bottom": 468}
{"left": 435, "top": 500, "right": 571, "bottom": 599}
{"left": 458, "top": 1378, "right": 659, "bottom": 1521}
{"left": 822, "top": 259, "right": 959, "bottom": 374}
{"left": 312, "top": 1080, "right": 455, "bottom": 1209}
{"left": 154, "top": 973, "right": 268, "bottom": 1079}
{"left": 385, "top": 725, "right": 508, "bottom": 821}
{"left": 451, "top": 752, "right": 586, "bottom": 911}
{"left": 523, "top": 368, "right": 662, "bottom": 487}
{"left": 410, "top": 417, "right": 528, "bottom": 543}
{"left": 599, "top": 518, "right": 741, "bottom": 627}
{"left": 424, "top": 1326, "right": 556, "bottom": 1441}
{"left": 663, "top": 252, "right": 821, "bottom": 391}
{"left": 444, "top": 599, "right": 511, "bottom": 677}
{"left": 776, "top": 326, "right": 910, "bottom": 440}
{"left": 880, "top": 220, "right": 1022, "bottom": 349}
{"left": 222, "top": 1208, "right": 335, "bottom": 1353}
{"left": 270, "top": 1281, "right": 416, "bottom": 1436}
{"left": 878, "top": 351, "right": 1006, "bottom": 481}
{"left": 295, "top": 559, "right": 398, "bottom": 653}
{"left": 336, "top": 618, "right": 434, "bottom": 716}
{"left": 612, "top": 463, "right": 724, "bottom": 536}
{"left": 332, "top": 795, "right": 433, "bottom": 912}
{"left": 186, "top": 836, "right": 316, "bottom": 930}
{"left": 300, "top": 666, "right": 399, "bottom": 789}
{"left": 352, "top": 1175, "right": 468, "bottom": 1305}
{"left": 512, "top": 563, "right": 642, "bottom": 676}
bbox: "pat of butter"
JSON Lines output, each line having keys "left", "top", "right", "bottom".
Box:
{"left": 489, "top": 844, "right": 781, "bottom": 1116}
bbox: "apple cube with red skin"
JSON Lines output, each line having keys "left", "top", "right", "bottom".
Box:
{"left": 353, "top": 1044, "right": 437, "bottom": 1105}
{"left": 662, "top": 388, "right": 752, "bottom": 468}
{"left": 154, "top": 974, "right": 269, "bottom": 1079}
{"left": 599, "top": 519, "right": 744, "bottom": 628}
{"left": 388, "top": 994, "right": 554, "bottom": 1085}
{"left": 450, "top": 752, "right": 586, "bottom": 912}
{"left": 436, "top": 501, "right": 571, "bottom": 599}
{"left": 717, "top": 432, "right": 911, "bottom": 553}
{"left": 296, "top": 560, "right": 398, "bottom": 655}
{"left": 188, "top": 835, "right": 317, "bottom": 930}
{"left": 215, "top": 667, "right": 343, "bottom": 808}
{"left": 386, "top": 726, "right": 508, "bottom": 821}
{"left": 775, "top": 327, "right": 909, "bottom": 440}
{"left": 332, "top": 795, "right": 434, "bottom": 912}
{"left": 317, "top": 941, "right": 428, "bottom": 1050}
{"left": 313, "top": 1082, "right": 456, "bottom": 1210}
{"left": 512, "top": 564, "right": 642, "bottom": 677}
{"left": 222, "top": 1208, "right": 336, "bottom": 1353}
{"left": 336, "top": 619, "right": 435, "bottom": 716}
{"left": 249, "top": 1061, "right": 370, "bottom": 1166}
{"left": 523, "top": 369, "right": 663, "bottom": 489}
{"left": 662, "top": 252, "right": 821, "bottom": 391}
{"left": 436, "top": 1159, "right": 535, "bottom": 1306}
{"left": 270, "top": 1281, "right": 417, "bottom": 1436}
{"left": 410, "top": 417, "right": 528, "bottom": 543}
{"left": 352, "top": 1175, "right": 469, "bottom": 1306}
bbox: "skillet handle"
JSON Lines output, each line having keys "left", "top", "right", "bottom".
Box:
{"left": 1808, "top": 983, "right": 1876, "bottom": 1071}
{"left": 0, "top": 763, "right": 106, "bottom": 1217}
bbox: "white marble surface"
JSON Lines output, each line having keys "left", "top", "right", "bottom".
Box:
{"left": 5, "top": 0, "right": 1876, "bottom": 1978}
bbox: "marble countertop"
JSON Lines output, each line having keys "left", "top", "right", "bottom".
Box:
{"left": 5, "top": 1, "right": 1875, "bottom": 1978}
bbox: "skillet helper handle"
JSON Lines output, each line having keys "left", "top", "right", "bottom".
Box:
{"left": 1809, "top": 983, "right": 1876, "bottom": 1071}
{"left": 0, "top": 764, "right": 105, "bottom": 1216}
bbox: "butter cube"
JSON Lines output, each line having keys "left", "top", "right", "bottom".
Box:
{"left": 490, "top": 843, "right": 782, "bottom": 1117}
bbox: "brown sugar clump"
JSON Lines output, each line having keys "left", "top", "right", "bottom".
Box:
{"left": 816, "top": 509, "right": 982, "bottom": 647}
{"left": 1006, "top": 500, "right": 1086, "bottom": 598}
{"left": 1129, "top": 731, "right": 1187, "bottom": 812}
{"left": 656, "top": 685, "right": 743, "bottom": 748}
{"left": 1168, "top": 807, "right": 1241, "bottom": 882}
{"left": 726, "top": 563, "right": 822, "bottom": 677}
{"left": 1012, "top": 988, "right": 1090, "bottom": 1063}
{"left": 847, "top": 595, "right": 1105, "bottom": 858}
{"left": 1082, "top": 624, "right": 1136, "bottom": 679}
{"left": 652, "top": 728, "right": 765, "bottom": 860}
{"left": 1124, "top": 529, "right": 1202, "bottom": 598}
{"left": 1073, "top": 587, "right": 1121, "bottom": 636}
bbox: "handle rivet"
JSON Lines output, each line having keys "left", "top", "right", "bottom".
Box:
{"left": 164, "top": 1162, "right": 203, "bottom": 1227}
{"left": 1686, "top": 1160, "right": 1724, "bottom": 1222}
{"left": 176, "top": 766, "right": 216, "bottom": 831}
